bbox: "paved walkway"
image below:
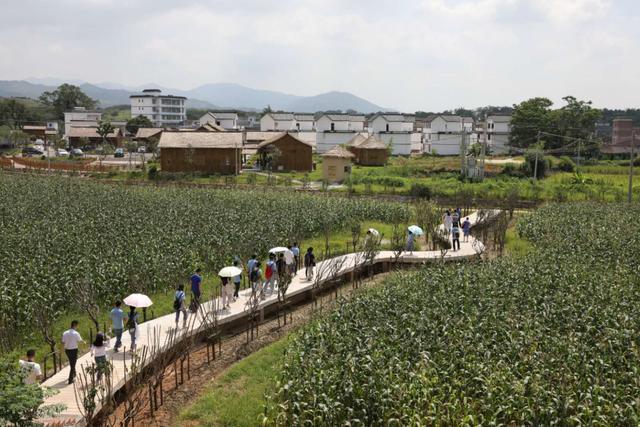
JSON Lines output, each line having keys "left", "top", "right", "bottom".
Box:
{"left": 39, "top": 210, "right": 496, "bottom": 424}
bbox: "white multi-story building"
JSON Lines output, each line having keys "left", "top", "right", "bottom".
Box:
{"left": 481, "top": 115, "right": 511, "bottom": 154}
{"left": 199, "top": 112, "right": 238, "bottom": 129}
{"left": 260, "top": 113, "right": 316, "bottom": 131}
{"left": 367, "top": 114, "right": 418, "bottom": 155}
{"left": 315, "top": 114, "right": 366, "bottom": 153}
{"left": 63, "top": 107, "right": 102, "bottom": 137}
{"left": 130, "top": 89, "right": 187, "bottom": 128}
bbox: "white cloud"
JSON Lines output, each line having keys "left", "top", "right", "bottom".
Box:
{"left": 0, "top": 0, "right": 638, "bottom": 111}
{"left": 533, "top": 0, "right": 611, "bottom": 23}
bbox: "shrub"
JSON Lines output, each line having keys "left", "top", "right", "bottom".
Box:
{"left": 557, "top": 156, "right": 576, "bottom": 172}
{"left": 147, "top": 165, "right": 158, "bottom": 180}
{"left": 409, "top": 183, "right": 432, "bottom": 199}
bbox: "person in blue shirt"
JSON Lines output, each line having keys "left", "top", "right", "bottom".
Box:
{"left": 190, "top": 268, "right": 202, "bottom": 303}
{"left": 110, "top": 300, "right": 124, "bottom": 352}
{"left": 462, "top": 217, "right": 471, "bottom": 242}
{"left": 247, "top": 254, "right": 258, "bottom": 276}
{"left": 232, "top": 260, "right": 242, "bottom": 301}
{"left": 406, "top": 230, "right": 415, "bottom": 253}
{"left": 291, "top": 243, "right": 300, "bottom": 273}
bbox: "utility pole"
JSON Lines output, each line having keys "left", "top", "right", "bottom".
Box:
{"left": 534, "top": 130, "right": 541, "bottom": 180}
{"left": 460, "top": 127, "right": 467, "bottom": 177}
{"left": 480, "top": 115, "right": 487, "bottom": 181}
{"left": 628, "top": 129, "right": 636, "bottom": 203}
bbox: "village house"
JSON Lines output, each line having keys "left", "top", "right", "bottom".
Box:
{"left": 321, "top": 145, "right": 355, "bottom": 183}
{"left": 67, "top": 127, "right": 123, "bottom": 148}
{"left": 601, "top": 118, "right": 639, "bottom": 157}
{"left": 484, "top": 115, "right": 511, "bottom": 154}
{"left": 134, "top": 128, "right": 163, "bottom": 144}
{"left": 260, "top": 113, "right": 296, "bottom": 131}
{"left": 368, "top": 114, "right": 417, "bottom": 156}
{"left": 199, "top": 111, "right": 238, "bottom": 130}
{"left": 348, "top": 134, "right": 389, "bottom": 166}
{"left": 63, "top": 107, "right": 101, "bottom": 137}
{"left": 158, "top": 131, "right": 242, "bottom": 174}
{"left": 256, "top": 132, "right": 313, "bottom": 172}
{"left": 315, "top": 114, "right": 366, "bottom": 153}
{"left": 22, "top": 125, "right": 58, "bottom": 142}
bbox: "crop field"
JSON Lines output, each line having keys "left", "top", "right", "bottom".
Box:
{"left": 0, "top": 172, "right": 407, "bottom": 352}
{"left": 266, "top": 202, "right": 640, "bottom": 425}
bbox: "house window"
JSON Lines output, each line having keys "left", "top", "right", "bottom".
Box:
{"left": 216, "top": 121, "right": 221, "bottom": 126}
{"left": 488, "top": 134, "right": 491, "bottom": 140}
{"left": 296, "top": 123, "right": 300, "bottom": 130}
{"left": 385, "top": 124, "right": 389, "bottom": 132}
{"left": 331, "top": 123, "right": 335, "bottom": 131}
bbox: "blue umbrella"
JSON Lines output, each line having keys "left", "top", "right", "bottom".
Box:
{"left": 408, "top": 225, "right": 424, "bottom": 236}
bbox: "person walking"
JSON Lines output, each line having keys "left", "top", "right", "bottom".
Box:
{"left": 126, "top": 307, "right": 139, "bottom": 351}
{"left": 91, "top": 332, "right": 110, "bottom": 382}
{"left": 443, "top": 210, "right": 453, "bottom": 233}
{"left": 110, "top": 300, "right": 124, "bottom": 353}
{"left": 451, "top": 219, "right": 461, "bottom": 251}
{"left": 190, "top": 268, "right": 203, "bottom": 306}
{"left": 462, "top": 217, "right": 471, "bottom": 242}
{"left": 247, "top": 254, "right": 258, "bottom": 276}
{"left": 291, "top": 243, "right": 300, "bottom": 273}
{"left": 276, "top": 252, "right": 287, "bottom": 287}
{"left": 265, "top": 253, "right": 277, "bottom": 295}
{"left": 285, "top": 247, "right": 295, "bottom": 275}
{"left": 232, "top": 260, "right": 242, "bottom": 301}
{"left": 406, "top": 230, "right": 415, "bottom": 252}
{"left": 220, "top": 276, "right": 233, "bottom": 309}
{"left": 19, "top": 350, "right": 42, "bottom": 385}
{"left": 451, "top": 208, "right": 460, "bottom": 225}
{"left": 250, "top": 260, "right": 264, "bottom": 300}
{"left": 62, "top": 320, "right": 83, "bottom": 384}
{"left": 174, "top": 284, "right": 188, "bottom": 328}
{"left": 304, "top": 247, "right": 316, "bottom": 281}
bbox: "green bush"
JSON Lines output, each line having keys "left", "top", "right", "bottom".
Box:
{"left": 147, "top": 165, "right": 158, "bottom": 180}
{"left": 557, "top": 156, "right": 576, "bottom": 172}
{"left": 409, "top": 183, "right": 432, "bottom": 199}
{"left": 0, "top": 355, "right": 44, "bottom": 425}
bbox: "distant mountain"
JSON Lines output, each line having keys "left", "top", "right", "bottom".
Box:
{"left": 1, "top": 80, "right": 386, "bottom": 113}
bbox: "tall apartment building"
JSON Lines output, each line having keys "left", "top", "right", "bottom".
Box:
{"left": 130, "top": 89, "right": 187, "bottom": 127}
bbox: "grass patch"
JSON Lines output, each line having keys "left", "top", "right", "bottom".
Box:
{"left": 179, "top": 336, "right": 289, "bottom": 427}
{"left": 504, "top": 227, "right": 534, "bottom": 258}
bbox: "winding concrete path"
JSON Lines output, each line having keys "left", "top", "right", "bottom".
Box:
{"left": 39, "top": 210, "right": 496, "bottom": 425}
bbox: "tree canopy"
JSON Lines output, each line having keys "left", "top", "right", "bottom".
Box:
{"left": 510, "top": 96, "right": 601, "bottom": 151}
{"left": 125, "top": 115, "right": 153, "bottom": 135}
{"left": 39, "top": 84, "right": 96, "bottom": 119}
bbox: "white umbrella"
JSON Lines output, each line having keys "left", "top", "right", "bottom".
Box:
{"left": 269, "top": 246, "right": 290, "bottom": 253}
{"left": 218, "top": 266, "right": 242, "bottom": 278}
{"left": 123, "top": 293, "right": 153, "bottom": 308}
{"left": 408, "top": 225, "right": 424, "bottom": 236}
{"left": 367, "top": 228, "right": 380, "bottom": 236}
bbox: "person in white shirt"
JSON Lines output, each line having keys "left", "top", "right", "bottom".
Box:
{"left": 61, "top": 320, "right": 83, "bottom": 384}
{"left": 19, "top": 349, "right": 42, "bottom": 385}
{"left": 90, "top": 332, "right": 110, "bottom": 381}
{"left": 285, "top": 247, "right": 295, "bottom": 275}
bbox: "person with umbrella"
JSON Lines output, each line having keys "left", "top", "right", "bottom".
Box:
{"left": 406, "top": 230, "right": 415, "bottom": 253}
{"left": 122, "top": 293, "right": 153, "bottom": 351}
{"left": 126, "top": 307, "right": 139, "bottom": 351}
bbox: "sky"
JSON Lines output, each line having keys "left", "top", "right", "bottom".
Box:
{"left": 1, "top": 0, "right": 638, "bottom": 112}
